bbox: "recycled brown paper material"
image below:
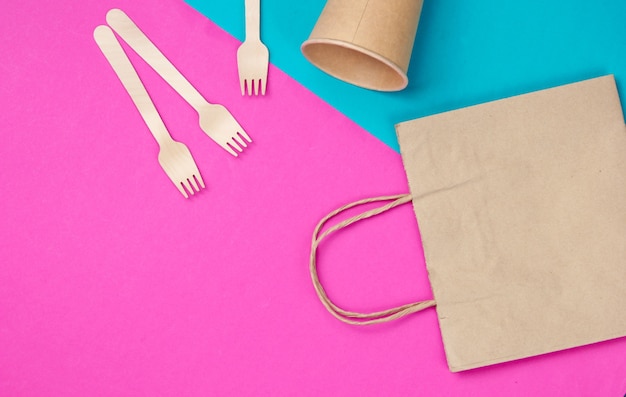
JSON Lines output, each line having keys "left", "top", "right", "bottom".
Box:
{"left": 395, "top": 75, "right": 626, "bottom": 371}
{"left": 301, "top": 0, "right": 423, "bottom": 91}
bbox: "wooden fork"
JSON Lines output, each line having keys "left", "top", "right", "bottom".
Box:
{"left": 106, "top": 8, "right": 252, "bottom": 157}
{"left": 237, "top": 0, "right": 269, "bottom": 96}
{"left": 94, "top": 25, "right": 205, "bottom": 198}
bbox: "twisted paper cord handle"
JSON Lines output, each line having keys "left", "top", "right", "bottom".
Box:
{"left": 310, "top": 194, "right": 436, "bottom": 325}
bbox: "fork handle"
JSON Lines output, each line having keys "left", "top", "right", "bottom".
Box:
{"left": 245, "top": 0, "right": 261, "bottom": 41}
{"left": 94, "top": 25, "right": 173, "bottom": 147}
{"left": 106, "top": 8, "right": 210, "bottom": 112}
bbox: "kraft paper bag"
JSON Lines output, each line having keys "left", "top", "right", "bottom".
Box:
{"left": 309, "top": 75, "right": 626, "bottom": 372}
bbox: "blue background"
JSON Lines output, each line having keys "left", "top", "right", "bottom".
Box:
{"left": 186, "top": 0, "right": 626, "bottom": 151}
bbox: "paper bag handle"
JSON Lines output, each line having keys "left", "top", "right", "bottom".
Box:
{"left": 310, "top": 194, "right": 436, "bottom": 325}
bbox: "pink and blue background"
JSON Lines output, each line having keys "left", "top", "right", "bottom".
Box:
{"left": 1, "top": 0, "right": 625, "bottom": 395}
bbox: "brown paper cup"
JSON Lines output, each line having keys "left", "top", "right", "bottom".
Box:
{"left": 301, "top": 0, "right": 424, "bottom": 91}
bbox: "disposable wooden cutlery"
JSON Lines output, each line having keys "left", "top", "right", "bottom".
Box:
{"left": 237, "top": 0, "right": 269, "bottom": 95}
{"left": 106, "top": 8, "right": 252, "bottom": 157}
{"left": 94, "top": 25, "right": 204, "bottom": 198}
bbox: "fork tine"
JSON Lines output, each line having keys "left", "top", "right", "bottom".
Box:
{"left": 195, "top": 173, "right": 206, "bottom": 189}
{"left": 223, "top": 142, "right": 239, "bottom": 157}
{"left": 238, "top": 129, "right": 253, "bottom": 143}
{"left": 260, "top": 78, "right": 267, "bottom": 95}
{"left": 182, "top": 179, "right": 195, "bottom": 196}
{"left": 188, "top": 176, "right": 200, "bottom": 192}
{"left": 256, "top": 79, "right": 262, "bottom": 96}
{"left": 175, "top": 181, "right": 189, "bottom": 199}
{"left": 230, "top": 139, "right": 245, "bottom": 153}
{"left": 240, "top": 77, "right": 246, "bottom": 96}
{"left": 233, "top": 133, "right": 248, "bottom": 148}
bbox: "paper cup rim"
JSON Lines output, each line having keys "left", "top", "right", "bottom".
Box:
{"left": 301, "top": 38, "right": 409, "bottom": 91}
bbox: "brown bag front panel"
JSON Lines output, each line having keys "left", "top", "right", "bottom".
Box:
{"left": 396, "top": 75, "right": 626, "bottom": 371}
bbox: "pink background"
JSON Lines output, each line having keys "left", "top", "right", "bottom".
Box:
{"left": 1, "top": 0, "right": 625, "bottom": 395}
